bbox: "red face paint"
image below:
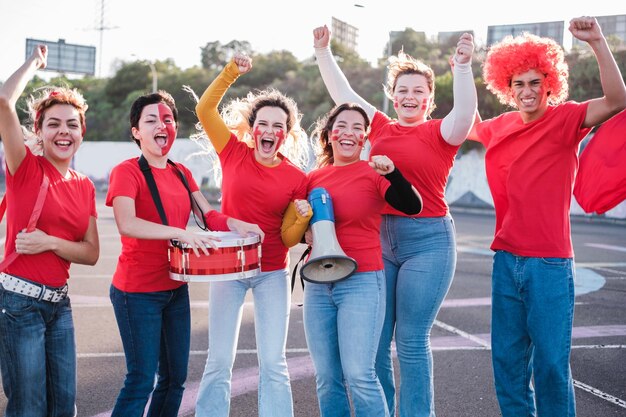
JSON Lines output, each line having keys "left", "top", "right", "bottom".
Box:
{"left": 421, "top": 98, "right": 428, "bottom": 111}
{"left": 358, "top": 133, "right": 365, "bottom": 147}
{"left": 158, "top": 103, "right": 176, "bottom": 155}
{"left": 330, "top": 129, "right": 340, "bottom": 142}
{"left": 393, "top": 99, "right": 399, "bottom": 109}
{"left": 253, "top": 126, "right": 285, "bottom": 154}
{"left": 275, "top": 128, "right": 286, "bottom": 150}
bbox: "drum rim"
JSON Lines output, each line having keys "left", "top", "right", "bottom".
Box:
{"left": 169, "top": 267, "right": 260, "bottom": 282}
{"left": 170, "top": 231, "right": 260, "bottom": 249}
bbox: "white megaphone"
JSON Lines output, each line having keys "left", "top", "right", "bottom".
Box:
{"left": 300, "top": 187, "right": 357, "bottom": 283}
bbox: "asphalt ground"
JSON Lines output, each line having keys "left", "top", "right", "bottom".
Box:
{"left": 1, "top": 197, "right": 625, "bottom": 417}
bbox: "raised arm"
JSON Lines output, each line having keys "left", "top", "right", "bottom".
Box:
{"left": 440, "top": 33, "right": 478, "bottom": 146}
{"left": 313, "top": 25, "right": 377, "bottom": 120}
{"left": 0, "top": 45, "right": 47, "bottom": 174}
{"left": 570, "top": 17, "right": 626, "bottom": 128}
{"left": 196, "top": 52, "right": 252, "bottom": 153}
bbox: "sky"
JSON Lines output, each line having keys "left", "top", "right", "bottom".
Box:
{"left": 1, "top": 0, "right": 624, "bottom": 80}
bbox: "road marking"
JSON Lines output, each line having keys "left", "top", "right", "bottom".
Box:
{"left": 585, "top": 243, "right": 626, "bottom": 253}
{"left": 86, "top": 343, "right": 626, "bottom": 417}
{"left": 434, "top": 320, "right": 491, "bottom": 348}
{"left": 573, "top": 380, "right": 626, "bottom": 408}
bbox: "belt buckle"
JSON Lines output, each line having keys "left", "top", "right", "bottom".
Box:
{"left": 49, "top": 285, "right": 68, "bottom": 303}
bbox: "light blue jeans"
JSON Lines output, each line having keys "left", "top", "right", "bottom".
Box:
{"left": 378, "top": 215, "right": 456, "bottom": 417}
{"left": 491, "top": 250, "right": 576, "bottom": 417}
{"left": 196, "top": 269, "right": 293, "bottom": 417}
{"left": 303, "top": 270, "right": 389, "bottom": 417}
{"left": 0, "top": 287, "right": 76, "bottom": 417}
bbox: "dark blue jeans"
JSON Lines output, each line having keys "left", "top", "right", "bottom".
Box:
{"left": 110, "top": 284, "right": 191, "bottom": 417}
{"left": 0, "top": 287, "right": 76, "bottom": 417}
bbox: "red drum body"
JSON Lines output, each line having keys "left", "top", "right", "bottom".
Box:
{"left": 169, "top": 232, "right": 261, "bottom": 282}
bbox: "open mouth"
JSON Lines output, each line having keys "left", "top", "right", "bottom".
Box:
{"left": 260, "top": 137, "right": 275, "bottom": 153}
{"left": 155, "top": 133, "right": 168, "bottom": 148}
{"left": 338, "top": 139, "right": 357, "bottom": 150}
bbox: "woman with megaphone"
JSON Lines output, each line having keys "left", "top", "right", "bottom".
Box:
{"left": 301, "top": 102, "right": 422, "bottom": 417}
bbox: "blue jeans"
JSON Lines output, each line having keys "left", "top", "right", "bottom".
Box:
{"left": 491, "top": 250, "right": 576, "bottom": 417}
{"left": 196, "top": 269, "right": 293, "bottom": 417}
{"left": 378, "top": 215, "right": 456, "bottom": 417}
{"left": 109, "top": 284, "right": 190, "bottom": 417}
{"left": 0, "top": 287, "right": 76, "bottom": 417}
{"left": 303, "top": 270, "right": 389, "bottom": 417}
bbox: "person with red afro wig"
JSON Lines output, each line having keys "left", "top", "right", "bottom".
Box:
{"left": 468, "top": 16, "right": 626, "bottom": 417}
{"left": 483, "top": 32, "right": 569, "bottom": 108}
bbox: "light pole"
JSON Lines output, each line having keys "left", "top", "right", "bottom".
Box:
{"left": 147, "top": 61, "right": 158, "bottom": 93}
{"left": 382, "top": 31, "right": 393, "bottom": 114}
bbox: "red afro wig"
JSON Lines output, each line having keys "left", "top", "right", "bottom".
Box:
{"left": 483, "top": 32, "right": 569, "bottom": 107}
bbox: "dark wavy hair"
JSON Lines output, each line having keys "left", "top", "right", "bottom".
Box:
{"left": 311, "top": 102, "right": 370, "bottom": 168}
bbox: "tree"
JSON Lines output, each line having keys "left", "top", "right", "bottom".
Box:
{"left": 200, "top": 40, "right": 252, "bottom": 70}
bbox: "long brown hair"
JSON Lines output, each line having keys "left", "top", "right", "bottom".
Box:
{"left": 311, "top": 102, "right": 370, "bottom": 168}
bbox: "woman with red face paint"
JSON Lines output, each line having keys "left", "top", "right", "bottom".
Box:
{"left": 191, "top": 52, "right": 310, "bottom": 417}
{"left": 106, "top": 90, "right": 263, "bottom": 417}
{"left": 0, "top": 45, "right": 100, "bottom": 417}
{"left": 304, "top": 102, "right": 422, "bottom": 417}
{"left": 313, "top": 25, "right": 477, "bottom": 416}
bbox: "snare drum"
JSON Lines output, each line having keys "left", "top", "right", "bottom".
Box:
{"left": 168, "top": 231, "right": 261, "bottom": 282}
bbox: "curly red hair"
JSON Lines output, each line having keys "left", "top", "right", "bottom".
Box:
{"left": 483, "top": 32, "right": 569, "bottom": 107}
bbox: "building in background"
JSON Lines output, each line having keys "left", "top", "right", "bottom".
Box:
{"left": 572, "top": 14, "right": 626, "bottom": 49}
{"left": 331, "top": 17, "right": 359, "bottom": 52}
{"left": 487, "top": 20, "right": 564, "bottom": 46}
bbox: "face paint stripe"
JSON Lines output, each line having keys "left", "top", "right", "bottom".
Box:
{"left": 158, "top": 103, "right": 176, "bottom": 155}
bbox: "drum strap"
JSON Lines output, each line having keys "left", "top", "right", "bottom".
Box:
{"left": 138, "top": 155, "right": 170, "bottom": 226}
{"left": 290, "top": 245, "right": 311, "bottom": 297}
{"left": 137, "top": 155, "right": 209, "bottom": 232}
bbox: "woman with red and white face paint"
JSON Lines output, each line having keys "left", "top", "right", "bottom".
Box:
{"left": 0, "top": 45, "right": 99, "bottom": 417}
{"left": 313, "top": 25, "right": 477, "bottom": 416}
{"left": 304, "top": 103, "right": 422, "bottom": 417}
{"left": 106, "top": 91, "right": 262, "bottom": 417}
{"left": 192, "top": 52, "right": 310, "bottom": 417}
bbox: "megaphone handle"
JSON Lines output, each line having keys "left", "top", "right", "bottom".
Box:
{"left": 291, "top": 246, "right": 312, "bottom": 294}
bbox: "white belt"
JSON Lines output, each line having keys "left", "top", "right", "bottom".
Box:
{"left": 0, "top": 272, "right": 68, "bottom": 303}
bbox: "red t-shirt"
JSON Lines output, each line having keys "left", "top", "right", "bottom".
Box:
{"left": 369, "top": 111, "right": 460, "bottom": 217}
{"left": 307, "top": 161, "right": 391, "bottom": 272}
{"left": 3, "top": 148, "right": 97, "bottom": 286}
{"left": 474, "top": 102, "right": 591, "bottom": 258}
{"left": 219, "top": 135, "right": 307, "bottom": 271}
{"left": 106, "top": 158, "right": 199, "bottom": 292}
{"left": 574, "top": 109, "right": 626, "bottom": 214}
